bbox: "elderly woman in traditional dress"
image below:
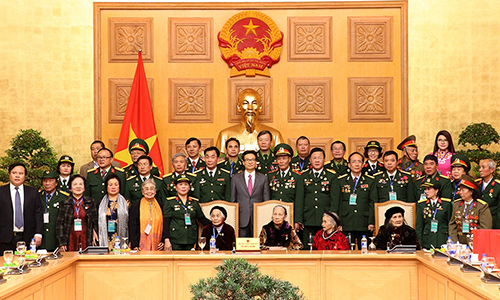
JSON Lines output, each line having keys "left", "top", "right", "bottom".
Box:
{"left": 129, "top": 178, "right": 164, "bottom": 251}
{"left": 259, "top": 205, "right": 303, "bottom": 250}
{"left": 312, "top": 211, "right": 349, "bottom": 250}
{"left": 98, "top": 174, "right": 129, "bottom": 250}
{"left": 201, "top": 206, "right": 236, "bottom": 251}
{"left": 374, "top": 206, "right": 421, "bottom": 250}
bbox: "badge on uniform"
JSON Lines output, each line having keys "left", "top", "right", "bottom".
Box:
{"left": 349, "top": 194, "right": 357, "bottom": 205}
{"left": 389, "top": 192, "right": 397, "bottom": 201}
{"left": 108, "top": 220, "right": 116, "bottom": 232}
{"left": 430, "top": 220, "right": 438, "bottom": 233}
{"left": 44, "top": 212, "right": 50, "bottom": 224}
{"left": 74, "top": 218, "right": 82, "bottom": 231}
{"left": 462, "top": 220, "right": 470, "bottom": 233}
{"left": 185, "top": 213, "right": 192, "bottom": 226}
{"left": 420, "top": 193, "right": 426, "bottom": 201}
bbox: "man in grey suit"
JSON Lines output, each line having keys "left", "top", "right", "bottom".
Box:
{"left": 231, "top": 150, "right": 270, "bottom": 237}
{"left": 79, "top": 140, "right": 121, "bottom": 179}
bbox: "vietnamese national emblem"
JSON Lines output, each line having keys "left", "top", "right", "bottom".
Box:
{"left": 218, "top": 11, "right": 283, "bottom": 77}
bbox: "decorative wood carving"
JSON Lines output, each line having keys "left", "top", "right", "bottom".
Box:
{"left": 348, "top": 77, "right": 393, "bottom": 122}
{"left": 228, "top": 78, "right": 273, "bottom": 123}
{"left": 108, "top": 78, "right": 154, "bottom": 124}
{"left": 108, "top": 138, "right": 119, "bottom": 155}
{"left": 348, "top": 16, "right": 393, "bottom": 62}
{"left": 109, "top": 18, "right": 153, "bottom": 63}
{"left": 167, "top": 138, "right": 213, "bottom": 172}
{"left": 287, "top": 137, "right": 334, "bottom": 159}
{"left": 169, "top": 78, "right": 213, "bottom": 123}
{"left": 169, "top": 18, "right": 213, "bottom": 62}
{"left": 288, "top": 77, "right": 332, "bottom": 122}
{"left": 288, "top": 16, "right": 332, "bottom": 61}
{"left": 348, "top": 137, "right": 394, "bottom": 154}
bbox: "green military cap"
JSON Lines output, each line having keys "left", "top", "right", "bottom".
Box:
{"left": 175, "top": 175, "right": 191, "bottom": 184}
{"left": 42, "top": 170, "right": 59, "bottom": 179}
{"left": 421, "top": 177, "right": 441, "bottom": 190}
{"left": 397, "top": 135, "right": 417, "bottom": 150}
{"left": 364, "top": 140, "right": 382, "bottom": 152}
{"left": 450, "top": 153, "right": 471, "bottom": 173}
{"left": 274, "top": 143, "right": 293, "bottom": 157}
{"left": 58, "top": 155, "right": 74, "bottom": 166}
{"left": 128, "top": 138, "right": 149, "bottom": 154}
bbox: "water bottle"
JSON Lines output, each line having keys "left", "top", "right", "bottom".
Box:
{"left": 209, "top": 236, "right": 216, "bottom": 254}
{"left": 480, "top": 253, "right": 488, "bottom": 270}
{"left": 114, "top": 236, "right": 121, "bottom": 254}
{"left": 361, "top": 235, "right": 368, "bottom": 254}
{"left": 446, "top": 236, "right": 452, "bottom": 253}
{"left": 30, "top": 238, "right": 36, "bottom": 253}
{"left": 462, "top": 246, "right": 471, "bottom": 262}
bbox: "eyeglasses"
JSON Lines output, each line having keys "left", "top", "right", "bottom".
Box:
{"left": 97, "top": 156, "right": 112, "bottom": 160}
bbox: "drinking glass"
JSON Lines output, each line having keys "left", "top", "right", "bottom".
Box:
{"left": 198, "top": 237, "right": 206, "bottom": 253}
{"left": 368, "top": 237, "right": 376, "bottom": 253}
{"left": 16, "top": 241, "right": 26, "bottom": 255}
{"left": 4, "top": 250, "right": 14, "bottom": 265}
{"left": 121, "top": 237, "right": 130, "bottom": 254}
{"left": 486, "top": 257, "right": 496, "bottom": 273}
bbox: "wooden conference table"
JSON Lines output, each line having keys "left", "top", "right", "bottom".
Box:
{"left": 0, "top": 250, "right": 499, "bottom": 300}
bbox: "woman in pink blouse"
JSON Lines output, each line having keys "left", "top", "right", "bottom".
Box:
{"left": 432, "top": 130, "right": 455, "bottom": 178}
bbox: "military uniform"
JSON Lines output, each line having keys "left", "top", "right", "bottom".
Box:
{"left": 476, "top": 177, "right": 500, "bottom": 229}
{"left": 163, "top": 195, "right": 209, "bottom": 250}
{"left": 85, "top": 166, "right": 126, "bottom": 206}
{"left": 374, "top": 170, "right": 415, "bottom": 203}
{"left": 290, "top": 156, "right": 311, "bottom": 173}
{"left": 162, "top": 172, "right": 199, "bottom": 199}
{"left": 415, "top": 174, "right": 453, "bottom": 201}
{"left": 416, "top": 198, "right": 452, "bottom": 249}
{"left": 218, "top": 158, "right": 244, "bottom": 177}
{"left": 397, "top": 157, "right": 424, "bottom": 182}
{"left": 194, "top": 168, "right": 231, "bottom": 203}
{"left": 186, "top": 157, "right": 206, "bottom": 173}
{"left": 124, "top": 175, "right": 165, "bottom": 206}
{"left": 324, "top": 159, "right": 349, "bottom": 176}
{"left": 295, "top": 168, "right": 336, "bottom": 248}
{"left": 362, "top": 161, "right": 386, "bottom": 177}
{"left": 451, "top": 180, "right": 462, "bottom": 201}
{"left": 267, "top": 169, "right": 303, "bottom": 203}
{"left": 57, "top": 177, "right": 71, "bottom": 194}
{"left": 449, "top": 198, "right": 492, "bottom": 244}
{"left": 39, "top": 190, "right": 68, "bottom": 251}
{"left": 123, "top": 164, "right": 160, "bottom": 179}
{"left": 256, "top": 151, "right": 278, "bottom": 174}
{"left": 332, "top": 172, "right": 378, "bottom": 248}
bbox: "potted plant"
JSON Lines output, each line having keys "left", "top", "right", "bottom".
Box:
{"left": 190, "top": 258, "right": 305, "bottom": 300}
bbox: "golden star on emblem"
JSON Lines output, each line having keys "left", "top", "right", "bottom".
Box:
{"left": 242, "top": 19, "right": 259, "bottom": 36}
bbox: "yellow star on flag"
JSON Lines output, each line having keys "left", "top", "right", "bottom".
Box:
{"left": 242, "top": 19, "right": 259, "bottom": 36}
{"left": 114, "top": 124, "right": 158, "bottom": 167}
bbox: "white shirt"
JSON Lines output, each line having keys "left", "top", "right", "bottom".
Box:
{"left": 207, "top": 167, "right": 217, "bottom": 176}
{"left": 140, "top": 174, "right": 150, "bottom": 182}
{"left": 93, "top": 161, "right": 99, "bottom": 169}
{"left": 430, "top": 198, "right": 438, "bottom": 206}
{"left": 59, "top": 175, "right": 70, "bottom": 184}
{"left": 190, "top": 157, "right": 200, "bottom": 166}
{"left": 280, "top": 167, "right": 290, "bottom": 178}
{"left": 387, "top": 170, "right": 397, "bottom": 180}
{"left": 351, "top": 174, "right": 360, "bottom": 182}
{"left": 244, "top": 171, "right": 256, "bottom": 188}
{"left": 482, "top": 177, "right": 493, "bottom": 191}
{"left": 10, "top": 183, "right": 24, "bottom": 232}
{"left": 313, "top": 168, "right": 323, "bottom": 177}
{"left": 369, "top": 161, "right": 378, "bottom": 170}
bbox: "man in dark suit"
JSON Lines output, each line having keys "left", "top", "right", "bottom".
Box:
{"left": 231, "top": 150, "right": 270, "bottom": 237}
{"left": 0, "top": 163, "right": 43, "bottom": 254}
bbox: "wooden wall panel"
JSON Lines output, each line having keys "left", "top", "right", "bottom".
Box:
{"left": 108, "top": 18, "right": 153, "bottom": 62}
{"left": 288, "top": 16, "right": 332, "bottom": 62}
{"left": 95, "top": 2, "right": 407, "bottom": 166}
{"left": 168, "top": 78, "right": 214, "bottom": 123}
{"left": 348, "top": 16, "right": 393, "bottom": 62}
{"left": 348, "top": 77, "right": 394, "bottom": 122}
{"left": 288, "top": 77, "right": 333, "bottom": 123}
{"left": 108, "top": 78, "right": 154, "bottom": 124}
{"left": 168, "top": 17, "right": 213, "bottom": 62}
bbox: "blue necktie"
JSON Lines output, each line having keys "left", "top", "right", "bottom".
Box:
{"left": 14, "top": 187, "right": 23, "bottom": 229}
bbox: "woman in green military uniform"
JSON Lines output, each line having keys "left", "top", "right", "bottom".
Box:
{"left": 163, "top": 176, "right": 210, "bottom": 251}
{"left": 415, "top": 178, "right": 452, "bottom": 249}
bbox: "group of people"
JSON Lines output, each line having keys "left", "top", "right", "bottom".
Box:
{"left": 0, "top": 129, "right": 498, "bottom": 254}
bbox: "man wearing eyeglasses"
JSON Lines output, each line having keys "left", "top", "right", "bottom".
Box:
{"left": 85, "top": 148, "right": 126, "bottom": 206}
{"left": 125, "top": 155, "right": 165, "bottom": 206}
{"left": 231, "top": 150, "right": 270, "bottom": 237}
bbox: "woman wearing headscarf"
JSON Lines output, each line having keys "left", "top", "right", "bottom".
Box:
{"left": 312, "top": 211, "right": 349, "bottom": 250}
{"left": 129, "top": 178, "right": 164, "bottom": 251}
{"left": 374, "top": 206, "right": 421, "bottom": 250}
{"left": 259, "top": 205, "right": 303, "bottom": 250}
{"left": 200, "top": 206, "right": 236, "bottom": 251}
{"left": 431, "top": 130, "right": 456, "bottom": 178}
{"left": 98, "top": 174, "right": 129, "bottom": 250}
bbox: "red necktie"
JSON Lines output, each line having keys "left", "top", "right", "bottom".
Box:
{"left": 248, "top": 174, "right": 253, "bottom": 195}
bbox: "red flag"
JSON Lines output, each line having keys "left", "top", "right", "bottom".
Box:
{"left": 114, "top": 52, "right": 164, "bottom": 175}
